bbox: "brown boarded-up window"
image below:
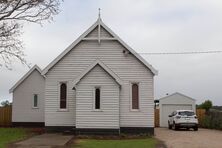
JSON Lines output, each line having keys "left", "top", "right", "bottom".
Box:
{"left": 60, "top": 83, "right": 67, "bottom": 109}
{"left": 95, "top": 88, "right": 100, "bottom": 109}
{"left": 132, "top": 83, "right": 139, "bottom": 109}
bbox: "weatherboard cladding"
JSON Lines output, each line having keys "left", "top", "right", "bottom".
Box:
{"left": 72, "top": 59, "right": 123, "bottom": 87}
{"left": 45, "top": 41, "right": 154, "bottom": 127}
{"left": 41, "top": 19, "right": 157, "bottom": 75}
{"left": 12, "top": 69, "right": 45, "bottom": 123}
{"left": 76, "top": 65, "right": 120, "bottom": 128}
{"left": 9, "top": 65, "right": 42, "bottom": 93}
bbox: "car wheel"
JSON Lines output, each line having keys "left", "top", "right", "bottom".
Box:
{"left": 173, "top": 122, "right": 178, "bottom": 130}
{"left": 194, "top": 127, "right": 198, "bottom": 131}
{"left": 168, "top": 122, "right": 172, "bottom": 129}
{"left": 186, "top": 128, "right": 190, "bottom": 131}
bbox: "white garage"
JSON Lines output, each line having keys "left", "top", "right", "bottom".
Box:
{"left": 159, "top": 92, "right": 196, "bottom": 127}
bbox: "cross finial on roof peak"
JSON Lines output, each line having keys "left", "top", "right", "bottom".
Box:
{"left": 98, "top": 8, "right": 101, "bottom": 20}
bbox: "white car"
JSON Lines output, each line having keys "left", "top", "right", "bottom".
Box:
{"left": 168, "top": 110, "right": 198, "bottom": 131}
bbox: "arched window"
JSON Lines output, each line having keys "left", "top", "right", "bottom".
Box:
{"left": 95, "top": 87, "right": 100, "bottom": 109}
{"left": 132, "top": 83, "right": 139, "bottom": 109}
{"left": 33, "top": 94, "right": 38, "bottom": 108}
{"left": 60, "top": 83, "right": 67, "bottom": 109}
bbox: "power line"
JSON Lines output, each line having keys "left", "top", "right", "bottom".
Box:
{"left": 138, "top": 50, "right": 222, "bottom": 55}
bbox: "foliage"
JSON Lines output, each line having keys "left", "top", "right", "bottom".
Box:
{"left": 74, "top": 138, "right": 157, "bottom": 148}
{"left": 0, "top": 0, "right": 62, "bottom": 69}
{"left": 200, "top": 111, "right": 222, "bottom": 130}
{"left": 197, "top": 100, "right": 213, "bottom": 112}
{"left": 0, "top": 100, "right": 11, "bottom": 107}
{"left": 0, "top": 128, "right": 27, "bottom": 147}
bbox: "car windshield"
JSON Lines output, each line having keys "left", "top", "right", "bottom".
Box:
{"left": 178, "top": 111, "right": 194, "bottom": 116}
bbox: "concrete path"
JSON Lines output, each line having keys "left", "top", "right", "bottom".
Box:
{"left": 14, "top": 133, "right": 73, "bottom": 148}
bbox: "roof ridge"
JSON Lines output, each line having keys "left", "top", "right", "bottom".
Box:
{"left": 9, "top": 65, "right": 43, "bottom": 93}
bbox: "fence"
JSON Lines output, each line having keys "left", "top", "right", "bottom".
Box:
{"left": 196, "top": 109, "right": 206, "bottom": 124}
{"left": 154, "top": 109, "right": 160, "bottom": 127}
{"left": 0, "top": 106, "right": 12, "bottom": 127}
{"left": 154, "top": 108, "right": 206, "bottom": 127}
{"left": 200, "top": 110, "right": 222, "bottom": 130}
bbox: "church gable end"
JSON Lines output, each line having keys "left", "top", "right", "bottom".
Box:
{"left": 85, "top": 26, "right": 113, "bottom": 38}
{"left": 42, "top": 18, "right": 157, "bottom": 75}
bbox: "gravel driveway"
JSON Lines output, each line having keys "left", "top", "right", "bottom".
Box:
{"left": 155, "top": 128, "right": 222, "bottom": 148}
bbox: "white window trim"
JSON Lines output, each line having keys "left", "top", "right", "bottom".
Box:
{"left": 57, "top": 81, "right": 69, "bottom": 112}
{"left": 32, "top": 94, "right": 39, "bottom": 109}
{"left": 130, "top": 82, "right": 140, "bottom": 111}
{"left": 92, "top": 86, "right": 102, "bottom": 111}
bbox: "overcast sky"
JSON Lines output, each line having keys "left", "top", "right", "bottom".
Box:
{"left": 1, "top": 0, "right": 222, "bottom": 105}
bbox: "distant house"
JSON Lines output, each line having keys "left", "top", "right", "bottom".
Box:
{"left": 9, "top": 16, "right": 158, "bottom": 135}
{"left": 159, "top": 92, "right": 196, "bottom": 127}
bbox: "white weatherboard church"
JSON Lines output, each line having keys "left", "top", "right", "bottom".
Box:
{"left": 9, "top": 14, "right": 158, "bottom": 135}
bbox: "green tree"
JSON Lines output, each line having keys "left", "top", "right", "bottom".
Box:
{"left": 198, "top": 100, "right": 213, "bottom": 112}
{"left": 1, "top": 100, "right": 11, "bottom": 107}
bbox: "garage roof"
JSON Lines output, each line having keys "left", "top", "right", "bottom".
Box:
{"left": 159, "top": 92, "right": 196, "bottom": 101}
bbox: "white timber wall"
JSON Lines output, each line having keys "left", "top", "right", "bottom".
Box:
{"left": 45, "top": 27, "right": 154, "bottom": 127}
{"left": 76, "top": 65, "right": 119, "bottom": 129}
{"left": 12, "top": 70, "right": 45, "bottom": 122}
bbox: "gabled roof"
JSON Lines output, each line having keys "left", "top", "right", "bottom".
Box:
{"left": 41, "top": 18, "right": 158, "bottom": 75}
{"left": 72, "top": 59, "right": 123, "bottom": 87}
{"left": 9, "top": 65, "right": 42, "bottom": 93}
{"left": 159, "top": 92, "right": 196, "bottom": 101}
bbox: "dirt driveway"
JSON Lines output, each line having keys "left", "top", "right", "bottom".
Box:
{"left": 155, "top": 128, "right": 222, "bottom": 148}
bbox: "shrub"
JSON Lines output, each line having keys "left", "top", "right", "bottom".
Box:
{"left": 200, "top": 111, "right": 222, "bottom": 130}
{"left": 197, "top": 100, "right": 213, "bottom": 112}
{"left": 201, "top": 115, "right": 210, "bottom": 128}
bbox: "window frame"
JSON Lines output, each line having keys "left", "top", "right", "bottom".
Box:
{"left": 130, "top": 82, "right": 140, "bottom": 111}
{"left": 58, "top": 81, "right": 68, "bottom": 111}
{"left": 32, "top": 94, "right": 39, "bottom": 109}
{"left": 93, "top": 86, "right": 102, "bottom": 111}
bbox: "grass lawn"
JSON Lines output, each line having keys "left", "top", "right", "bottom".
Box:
{"left": 0, "top": 128, "right": 28, "bottom": 148}
{"left": 75, "top": 138, "right": 157, "bottom": 148}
